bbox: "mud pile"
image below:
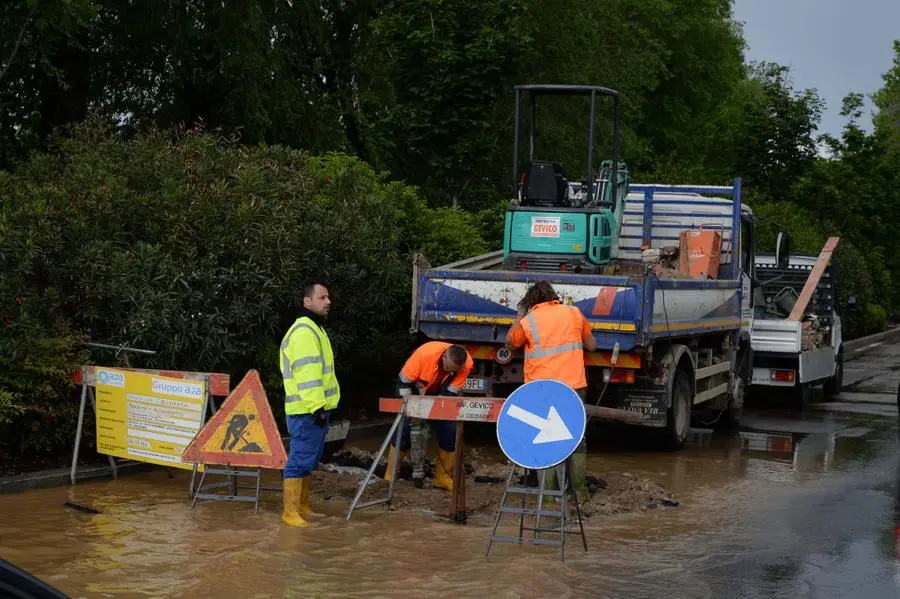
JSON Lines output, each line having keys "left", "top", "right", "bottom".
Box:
{"left": 312, "top": 448, "right": 678, "bottom": 520}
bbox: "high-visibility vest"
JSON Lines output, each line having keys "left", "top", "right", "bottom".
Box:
{"left": 518, "top": 300, "right": 588, "bottom": 389}
{"left": 399, "top": 341, "right": 474, "bottom": 395}
{"left": 280, "top": 316, "right": 340, "bottom": 416}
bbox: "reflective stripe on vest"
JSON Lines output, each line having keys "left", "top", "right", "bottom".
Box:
{"left": 281, "top": 321, "right": 323, "bottom": 379}
{"left": 285, "top": 387, "right": 338, "bottom": 404}
{"left": 524, "top": 311, "right": 583, "bottom": 360}
{"left": 281, "top": 318, "right": 339, "bottom": 411}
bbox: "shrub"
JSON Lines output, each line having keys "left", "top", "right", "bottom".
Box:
{"left": 0, "top": 118, "right": 491, "bottom": 459}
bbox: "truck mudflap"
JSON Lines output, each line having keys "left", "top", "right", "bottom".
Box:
{"left": 606, "top": 384, "right": 668, "bottom": 427}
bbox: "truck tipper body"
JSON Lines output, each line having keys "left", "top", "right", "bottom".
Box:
{"left": 410, "top": 180, "right": 764, "bottom": 449}
{"left": 750, "top": 241, "right": 843, "bottom": 405}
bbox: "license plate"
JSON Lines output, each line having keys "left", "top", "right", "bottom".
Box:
{"left": 463, "top": 377, "right": 487, "bottom": 393}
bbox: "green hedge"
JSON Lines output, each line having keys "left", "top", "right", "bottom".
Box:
{"left": 0, "top": 118, "right": 489, "bottom": 458}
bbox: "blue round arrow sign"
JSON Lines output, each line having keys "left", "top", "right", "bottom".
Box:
{"left": 496, "top": 379, "right": 587, "bottom": 470}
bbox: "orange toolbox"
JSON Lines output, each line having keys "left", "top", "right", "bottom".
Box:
{"left": 679, "top": 229, "right": 722, "bottom": 279}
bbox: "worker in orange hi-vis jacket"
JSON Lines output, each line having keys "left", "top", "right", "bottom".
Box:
{"left": 385, "top": 342, "right": 473, "bottom": 491}
{"left": 505, "top": 280, "right": 596, "bottom": 504}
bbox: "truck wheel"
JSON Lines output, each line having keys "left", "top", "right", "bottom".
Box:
{"left": 823, "top": 350, "right": 843, "bottom": 397}
{"left": 723, "top": 346, "right": 750, "bottom": 428}
{"left": 792, "top": 383, "right": 810, "bottom": 411}
{"left": 662, "top": 370, "right": 692, "bottom": 450}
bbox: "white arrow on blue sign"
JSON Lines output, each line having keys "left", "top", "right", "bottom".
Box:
{"left": 496, "top": 379, "right": 586, "bottom": 470}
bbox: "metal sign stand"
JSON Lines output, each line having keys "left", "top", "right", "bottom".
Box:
{"left": 488, "top": 379, "right": 590, "bottom": 561}
{"left": 190, "top": 466, "right": 264, "bottom": 513}
{"left": 485, "top": 461, "right": 587, "bottom": 560}
{"left": 345, "top": 400, "right": 408, "bottom": 519}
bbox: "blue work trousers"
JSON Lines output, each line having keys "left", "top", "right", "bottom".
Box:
{"left": 390, "top": 418, "right": 456, "bottom": 452}
{"left": 284, "top": 412, "right": 331, "bottom": 479}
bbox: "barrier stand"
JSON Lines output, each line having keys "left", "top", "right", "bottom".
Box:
{"left": 345, "top": 395, "right": 507, "bottom": 522}
{"left": 451, "top": 422, "right": 467, "bottom": 523}
{"left": 70, "top": 366, "right": 231, "bottom": 494}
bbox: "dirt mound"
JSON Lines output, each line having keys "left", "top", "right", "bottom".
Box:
{"left": 584, "top": 472, "right": 679, "bottom": 517}
{"left": 312, "top": 447, "right": 678, "bottom": 521}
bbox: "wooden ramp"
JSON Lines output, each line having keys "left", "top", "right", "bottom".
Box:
{"left": 788, "top": 236, "right": 841, "bottom": 321}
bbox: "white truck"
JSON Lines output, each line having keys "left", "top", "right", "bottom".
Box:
{"left": 749, "top": 239, "right": 843, "bottom": 407}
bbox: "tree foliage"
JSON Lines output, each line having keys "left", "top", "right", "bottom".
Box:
{"left": 0, "top": 119, "right": 483, "bottom": 457}
{"left": 2, "top": 1, "right": 900, "bottom": 461}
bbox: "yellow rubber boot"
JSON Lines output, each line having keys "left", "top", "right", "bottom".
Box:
{"left": 433, "top": 448, "right": 455, "bottom": 492}
{"left": 281, "top": 478, "right": 309, "bottom": 527}
{"left": 384, "top": 446, "right": 407, "bottom": 482}
{"left": 300, "top": 476, "right": 325, "bottom": 519}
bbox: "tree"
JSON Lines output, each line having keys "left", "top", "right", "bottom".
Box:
{"left": 736, "top": 63, "right": 824, "bottom": 199}
{"left": 366, "top": 0, "right": 535, "bottom": 209}
{"left": 0, "top": 0, "right": 99, "bottom": 166}
{"left": 873, "top": 40, "right": 900, "bottom": 148}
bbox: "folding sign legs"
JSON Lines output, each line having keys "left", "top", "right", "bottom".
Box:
{"left": 485, "top": 459, "right": 588, "bottom": 560}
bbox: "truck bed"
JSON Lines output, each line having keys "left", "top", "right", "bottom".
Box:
{"left": 411, "top": 183, "right": 749, "bottom": 351}
{"left": 750, "top": 252, "right": 840, "bottom": 386}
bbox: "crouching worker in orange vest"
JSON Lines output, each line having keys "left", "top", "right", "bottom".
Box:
{"left": 505, "top": 280, "right": 596, "bottom": 504}
{"left": 385, "top": 342, "right": 474, "bottom": 491}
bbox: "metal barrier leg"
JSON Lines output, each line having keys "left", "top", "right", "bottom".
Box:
{"left": 191, "top": 469, "right": 208, "bottom": 509}
{"left": 70, "top": 381, "right": 89, "bottom": 485}
{"left": 254, "top": 468, "right": 262, "bottom": 514}
{"left": 345, "top": 404, "right": 406, "bottom": 520}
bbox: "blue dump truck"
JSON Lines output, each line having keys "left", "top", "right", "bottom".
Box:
{"left": 408, "top": 84, "right": 790, "bottom": 449}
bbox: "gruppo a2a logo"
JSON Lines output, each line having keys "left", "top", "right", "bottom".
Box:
{"left": 97, "top": 369, "right": 125, "bottom": 387}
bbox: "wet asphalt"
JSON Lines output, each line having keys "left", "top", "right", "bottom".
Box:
{"left": 684, "top": 339, "right": 900, "bottom": 598}
{"left": 2, "top": 340, "right": 900, "bottom": 598}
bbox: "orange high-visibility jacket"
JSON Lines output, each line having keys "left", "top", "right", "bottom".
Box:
{"left": 399, "top": 341, "right": 474, "bottom": 395}
{"left": 507, "top": 300, "right": 592, "bottom": 389}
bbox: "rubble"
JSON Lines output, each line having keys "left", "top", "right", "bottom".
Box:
{"left": 312, "top": 447, "right": 678, "bottom": 522}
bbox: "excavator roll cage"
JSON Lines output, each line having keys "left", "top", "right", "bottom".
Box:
{"left": 512, "top": 84, "right": 623, "bottom": 209}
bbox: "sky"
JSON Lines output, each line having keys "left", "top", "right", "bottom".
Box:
{"left": 733, "top": 0, "right": 900, "bottom": 138}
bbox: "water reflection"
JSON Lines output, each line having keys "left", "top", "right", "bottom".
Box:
{"left": 2, "top": 409, "right": 900, "bottom": 597}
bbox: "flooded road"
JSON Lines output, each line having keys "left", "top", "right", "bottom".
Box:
{"left": 3, "top": 341, "right": 900, "bottom": 598}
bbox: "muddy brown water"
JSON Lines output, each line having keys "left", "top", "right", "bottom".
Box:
{"left": 0, "top": 433, "right": 828, "bottom": 598}
{"left": 2, "top": 413, "right": 899, "bottom": 598}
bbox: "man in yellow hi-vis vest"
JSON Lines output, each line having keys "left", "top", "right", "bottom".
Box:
{"left": 279, "top": 280, "right": 341, "bottom": 527}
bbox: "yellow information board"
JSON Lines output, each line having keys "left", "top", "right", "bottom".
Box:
{"left": 94, "top": 367, "right": 207, "bottom": 470}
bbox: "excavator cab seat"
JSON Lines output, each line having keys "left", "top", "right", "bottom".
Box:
{"left": 521, "top": 160, "right": 569, "bottom": 207}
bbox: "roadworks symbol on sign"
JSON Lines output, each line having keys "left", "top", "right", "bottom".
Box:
{"left": 182, "top": 369, "right": 287, "bottom": 469}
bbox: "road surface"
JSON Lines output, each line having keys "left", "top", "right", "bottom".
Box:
{"left": 0, "top": 339, "right": 898, "bottom": 598}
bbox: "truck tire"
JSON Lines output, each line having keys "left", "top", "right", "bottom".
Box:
{"left": 662, "top": 370, "right": 692, "bottom": 450}
{"left": 792, "top": 383, "right": 810, "bottom": 411}
{"left": 722, "top": 345, "right": 750, "bottom": 429}
{"left": 823, "top": 349, "right": 843, "bottom": 397}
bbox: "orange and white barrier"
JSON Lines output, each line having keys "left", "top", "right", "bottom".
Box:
{"left": 378, "top": 395, "right": 643, "bottom": 425}
{"left": 378, "top": 396, "right": 505, "bottom": 422}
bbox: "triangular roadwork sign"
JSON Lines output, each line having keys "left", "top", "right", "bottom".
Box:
{"left": 182, "top": 370, "right": 287, "bottom": 469}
